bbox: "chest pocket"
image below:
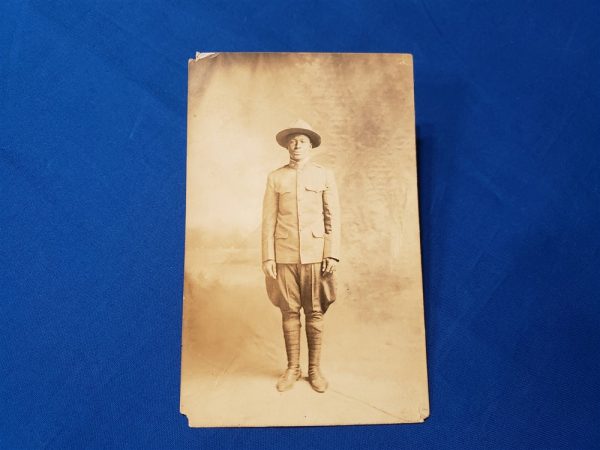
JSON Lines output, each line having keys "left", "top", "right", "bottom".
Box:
{"left": 304, "top": 183, "right": 326, "bottom": 214}
{"left": 304, "top": 183, "right": 326, "bottom": 193}
{"left": 275, "top": 183, "right": 294, "bottom": 195}
{"left": 305, "top": 169, "right": 328, "bottom": 193}
{"left": 275, "top": 182, "right": 294, "bottom": 215}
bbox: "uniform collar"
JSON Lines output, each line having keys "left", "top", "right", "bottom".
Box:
{"left": 288, "top": 158, "right": 311, "bottom": 170}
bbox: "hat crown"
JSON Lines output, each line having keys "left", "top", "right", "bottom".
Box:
{"left": 289, "top": 119, "right": 315, "bottom": 132}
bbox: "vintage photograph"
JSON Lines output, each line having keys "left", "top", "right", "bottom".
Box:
{"left": 181, "top": 52, "right": 429, "bottom": 427}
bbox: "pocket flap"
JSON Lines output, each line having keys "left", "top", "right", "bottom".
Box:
{"left": 305, "top": 184, "right": 326, "bottom": 193}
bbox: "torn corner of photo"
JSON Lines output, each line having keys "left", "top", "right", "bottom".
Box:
{"left": 188, "top": 52, "right": 220, "bottom": 65}
{"left": 180, "top": 51, "right": 429, "bottom": 428}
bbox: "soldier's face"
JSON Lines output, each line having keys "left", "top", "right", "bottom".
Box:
{"left": 287, "top": 134, "right": 312, "bottom": 161}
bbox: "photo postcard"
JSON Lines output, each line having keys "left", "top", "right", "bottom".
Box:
{"left": 181, "top": 52, "right": 429, "bottom": 427}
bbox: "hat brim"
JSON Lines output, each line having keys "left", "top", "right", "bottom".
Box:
{"left": 276, "top": 128, "right": 321, "bottom": 148}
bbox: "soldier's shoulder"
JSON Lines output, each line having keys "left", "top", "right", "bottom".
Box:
{"left": 271, "top": 164, "right": 291, "bottom": 173}
{"left": 310, "top": 162, "right": 335, "bottom": 176}
{"left": 267, "top": 164, "right": 291, "bottom": 178}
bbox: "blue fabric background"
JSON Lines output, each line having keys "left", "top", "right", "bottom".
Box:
{"left": 1, "top": 1, "right": 599, "bottom": 448}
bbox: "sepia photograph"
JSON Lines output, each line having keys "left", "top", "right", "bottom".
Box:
{"left": 181, "top": 52, "right": 429, "bottom": 427}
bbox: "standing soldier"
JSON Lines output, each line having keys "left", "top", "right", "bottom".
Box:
{"left": 262, "top": 119, "right": 340, "bottom": 393}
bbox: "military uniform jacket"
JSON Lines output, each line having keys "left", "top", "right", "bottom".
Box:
{"left": 262, "top": 160, "right": 341, "bottom": 264}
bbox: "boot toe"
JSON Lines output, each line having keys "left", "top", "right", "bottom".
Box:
{"left": 309, "top": 372, "right": 329, "bottom": 393}
{"left": 276, "top": 369, "right": 302, "bottom": 392}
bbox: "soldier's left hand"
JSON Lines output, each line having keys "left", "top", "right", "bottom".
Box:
{"left": 321, "top": 257, "right": 337, "bottom": 274}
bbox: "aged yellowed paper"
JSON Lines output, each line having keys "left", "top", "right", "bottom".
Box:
{"left": 181, "top": 52, "right": 429, "bottom": 427}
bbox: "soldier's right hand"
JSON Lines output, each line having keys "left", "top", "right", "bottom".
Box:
{"left": 262, "top": 260, "right": 277, "bottom": 279}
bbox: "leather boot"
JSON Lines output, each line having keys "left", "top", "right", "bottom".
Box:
{"left": 276, "top": 315, "right": 302, "bottom": 392}
{"left": 307, "top": 313, "right": 328, "bottom": 393}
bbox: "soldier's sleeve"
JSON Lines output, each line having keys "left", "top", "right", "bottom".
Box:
{"left": 323, "top": 168, "right": 341, "bottom": 261}
{"left": 261, "top": 173, "right": 277, "bottom": 262}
